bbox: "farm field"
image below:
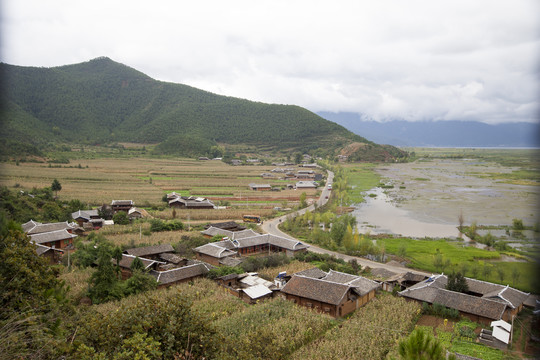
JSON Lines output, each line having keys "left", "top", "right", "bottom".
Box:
{"left": 0, "top": 156, "right": 321, "bottom": 219}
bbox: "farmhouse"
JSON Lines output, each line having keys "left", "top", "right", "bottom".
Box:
{"left": 295, "top": 181, "right": 318, "bottom": 189}
{"left": 193, "top": 234, "right": 308, "bottom": 266}
{"left": 249, "top": 183, "right": 272, "bottom": 191}
{"left": 399, "top": 274, "right": 529, "bottom": 325}
{"left": 124, "top": 244, "right": 175, "bottom": 260}
{"left": 149, "top": 261, "right": 213, "bottom": 288}
{"left": 128, "top": 207, "right": 146, "bottom": 219}
{"left": 217, "top": 272, "right": 276, "bottom": 304}
{"left": 29, "top": 229, "right": 77, "bottom": 250}
{"left": 23, "top": 220, "right": 77, "bottom": 235}
{"left": 71, "top": 209, "right": 102, "bottom": 227}
{"left": 280, "top": 269, "right": 380, "bottom": 317}
{"left": 35, "top": 243, "right": 64, "bottom": 264}
{"left": 111, "top": 200, "right": 134, "bottom": 213}
{"left": 116, "top": 254, "right": 162, "bottom": 280}
{"left": 168, "top": 196, "right": 215, "bottom": 209}
{"left": 204, "top": 221, "right": 246, "bottom": 232}
{"left": 201, "top": 226, "right": 259, "bottom": 240}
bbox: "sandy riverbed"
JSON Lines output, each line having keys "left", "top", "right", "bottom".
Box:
{"left": 374, "top": 159, "right": 539, "bottom": 228}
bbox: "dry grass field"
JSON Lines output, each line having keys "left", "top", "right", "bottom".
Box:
{"left": 0, "top": 157, "right": 321, "bottom": 219}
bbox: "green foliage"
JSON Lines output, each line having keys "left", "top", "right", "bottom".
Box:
{"left": 75, "top": 288, "right": 219, "bottom": 359}
{"left": 1, "top": 58, "right": 386, "bottom": 156}
{"left": 397, "top": 328, "right": 455, "bottom": 360}
{"left": 446, "top": 272, "right": 469, "bottom": 293}
{"left": 421, "top": 302, "right": 460, "bottom": 320}
{"left": 112, "top": 211, "right": 130, "bottom": 225}
{"left": 149, "top": 218, "right": 183, "bottom": 232}
{"left": 129, "top": 256, "right": 144, "bottom": 272}
{"left": 51, "top": 178, "right": 62, "bottom": 196}
{"left": 512, "top": 218, "right": 524, "bottom": 230}
{"left": 208, "top": 265, "right": 244, "bottom": 279}
{"left": 0, "top": 224, "right": 72, "bottom": 359}
{"left": 87, "top": 246, "right": 123, "bottom": 304}
{"left": 240, "top": 253, "right": 291, "bottom": 273}
{"left": 122, "top": 270, "right": 157, "bottom": 296}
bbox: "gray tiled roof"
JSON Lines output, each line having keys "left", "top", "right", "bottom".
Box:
{"left": 281, "top": 275, "right": 350, "bottom": 305}
{"left": 111, "top": 200, "right": 134, "bottom": 206}
{"left": 117, "top": 254, "right": 159, "bottom": 270}
{"left": 125, "top": 244, "right": 174, "bottom": 257}
{"left": 26, "top": 221, "right": 76, "bottom": 235}
{"left": 71, "top": 209, "right": 99, "bottom": 220}
{"left": 201, "top": 227, "right": 259, "bottom": 240}
{"left": 22, "top": 220, "right": 41, "bottom": 232}
{"left": 193, "top": 242, "right": 237, "bottom": 258}
{"left": 150, "top": 262, "right": 212, "bottom": 285}
{"left": 295, "top": 267, "right": 328, "bottom": 279}
{"left": 29, "top": 229, "right": 77, "bottom": 244}
{"left": 400, "top": 285, "right": 507, "bottom": 320}
{"left": 35, "top": 243, "right": 64, "bottom": 256}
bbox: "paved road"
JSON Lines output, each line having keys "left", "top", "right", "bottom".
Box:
{"left": 260, "top": 170, "right": 430, "bottom": 276}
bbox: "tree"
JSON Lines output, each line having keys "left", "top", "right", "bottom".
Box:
{"left": 446, "top": 272, "right": 469, "bottom": 293}
{"left": 123, "top": 270, "right": 157, "bottom": 296}
{"left": 87, "top": 246, "right": 122, "bottom": 304}
{"left": 112, "top": 246, "right": 123, "bottom": 279}
{"left": 112, "top": 211, "right": 130, "bottom": 225}
{"left": 397, "top": 328, "right": 455, "bottom": 360}
{"left": 458, "top": 210, "right": 464, "bottom": 233}
{"left": 130, "top": 256, "right": 145, "bottom": 272}
{"left": 496, "top": 267, "right": 505, "bottom": 283}
{"left": 299, "top": 192, "right": 307, "bottom": 208}
{"left": 51, "top": 178, "right": 62, "bottom": 197}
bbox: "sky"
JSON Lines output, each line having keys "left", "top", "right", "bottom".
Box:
{"left": 1, "top": 0, "right": 539, "bottom": 124}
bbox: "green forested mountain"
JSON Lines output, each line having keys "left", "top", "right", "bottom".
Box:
{"left": 0, "top": 57, "right": 400, "bottom": 157}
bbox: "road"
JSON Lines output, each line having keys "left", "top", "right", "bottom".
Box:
{"left": 260, "top": 170, "right": 430, "bottom": 277}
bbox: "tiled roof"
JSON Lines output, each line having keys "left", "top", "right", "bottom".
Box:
{"left": 399, "top": 274, "right": 514, "bottom": 320}
{"left": 168, "top": 196, "right": 215, "bottom": 208}
{"left": 117, "top": 254, "right": 159, "bottom": 270}
{"left": 159, "top": 253, "right": 184, "bottom": 264}
{"left": 111, "top": 200, "right": 134, "bottom": 206}
{"left": 281, "top": 275, "right": 350, "bottom": 305}
{"left": 26, "top": 221, "right": 76, "bottom": 235}
{"left": 193, "top": 242, "right": 237, "bottom": 258}
{"left": 219, "top": 257, "right": 244, "bottom": 267}
{"left": 150, "top": 263, "right": 212, "bottom": 285}
{"left": 35, "top": 243, "right": 64, "bottom": 256}
{"left": 201, "top": 227, "right": 259, "bottom": 240}
{"left": 125, "top": 244, "right": 175, "bottom": 257}
{"left": 370, "top": 267, "right": 400, "bottom": 280}
{"left": 22, "top": 220, "right": 41, "bottom": 233}
{"left": 321, "top": 270, "right": 380, "bottom": 296}
{"left": 204, "top": 221, "right": 246, "bottom": 231}
{"left": 295, "top": 267, "right": 328, "bottom": 279}
{"left": 29, "top": 229, "right": 77, "bottom": 244}
{"left": 71, "top": 209, "right": 99, "bottom": 220}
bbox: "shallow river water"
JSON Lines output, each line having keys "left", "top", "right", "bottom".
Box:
{"left": 352, "top": 187, "right": 463, "bottom": 238}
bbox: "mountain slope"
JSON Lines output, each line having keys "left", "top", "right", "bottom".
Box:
{"left": 318, "top": 112, "right": 540, "bottom": 147}
{"left": 1, "top": 57, "right": 383, "bottom": 157}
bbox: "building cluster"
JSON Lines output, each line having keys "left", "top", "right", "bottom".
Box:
{"left": 166, "top": 192, "right": 216, "bottom": 209}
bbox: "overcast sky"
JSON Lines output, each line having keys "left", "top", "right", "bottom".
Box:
{"left": 1, "top": 0, "right": 539, "bottom": 124}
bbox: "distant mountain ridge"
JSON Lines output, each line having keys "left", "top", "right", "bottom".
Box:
{"left": 318, "top": 112, "right": 540, "bottom": 148}
{"left": 1, "top": 57, "right": 405, "bottom": 159}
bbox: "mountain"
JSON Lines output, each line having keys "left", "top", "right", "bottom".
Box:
{"left": 0, "top": 57, "right": 404, "bottom": 159}
{"left": 318, "top": 112, "right": 540, "bottom": 148}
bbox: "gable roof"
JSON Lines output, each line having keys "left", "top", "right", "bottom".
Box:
{"left": 111, "top": 200, "right": 134, "bottom": 206}
{"left": 168, "top": 196, "right": 215, "bottom": 208}
{"left": 399, "top": 274, "right": 510, "bottom": 320}
{"left": 295, "top": 267, "right": 328, "bottom": 279}
{"left": 29, "top": 229, "right": 77, "bottom": 244}
{"left": 204, "top": 221, "right": 246, "bottom": 231}
{"left": 193, "top": 242, "right": 238, "bottom": 258}
{"left": 243, "top": 284, "right": 273, "bottom": 300}
{"left": 321, "top": 269, "right": 380, "bottom": 296}
{"left": 35, "top": 243, "right": 64, "bottom": 256}
{"left": 149, "top": 262, "right": 212, "bottom": 285}
{"left": 22, "top": 219, "right": 41, "bottom": 233}
{"left": 117, "top": 254, "right": 163, "bottom": 270}
{"left": 124, "top": 244, "right": 175, "bottom": 257}
{"left": 201, "top": 226, "right": 259, "bottom": 240}
{"left": 71, "top": 209, "right": 99, "bottom": 220}
{"left": 25, "top": 221, "right": 76, "bottom": 235}
{"left": 280, "top": 275, "right": 351, "bottom": 305}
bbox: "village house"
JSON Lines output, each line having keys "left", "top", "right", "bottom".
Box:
{"left": 204, "top": 221, "right": 246, "bottom": 232}
{"left": 279, "top": 268, "right": 380, "bottom": 317}
{"left": 71, "top": 209, "right": 104, "bottom": 229}
{"left": 124, "top": 244, "right": 175, "bottom": 261}
{"left": 116, "top": 254, "right": 163, "bottom": 280}
{"left": 23, "top": 220, "right": 77, "bottom": 235}
{"left": 370, "top": 268, "right": 428, "bottom": 292}
{"left": 128, "top": 207, "right": 145, "bottom": 219}
{"left": 149, "top": 261, "right": 213, "bottom": 288}
{"left": 201, "top": 226, "right": 260, "bottom": 240}
{"left": 295, "top": 181, "right": 318, "bottom": 189}
{"left": 249, "top": 183, "right": 272, "bottom": 191}
{"left": 111, "top": 200, "right": 134, "bottom": 213}
{"left": 35, "top": 243, "right": 64, "bottom": 264}
{"left": 399, "top": 274, "right": 529, "bottom": 325}
{"left": 29, "top": 229, "right": 77, "bottom": 250}
{"left": 168, "top": 195, "right": 215, "bottom": 209}
{"left": 193, "top": 233, "right": 308, "bottom": 266}
{"left": 216, "top": 272, "right": 276, "bottom": 304}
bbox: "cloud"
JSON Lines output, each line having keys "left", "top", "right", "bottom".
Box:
{"left": 1, "top": 0, "right": 539, "bottom": 124}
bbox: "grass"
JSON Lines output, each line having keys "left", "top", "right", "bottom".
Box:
{"left": 377, "top": 237, "right": 538, "bottom": 293}
{"left": 342, "top": 163, "right": 380, "bottom": 204}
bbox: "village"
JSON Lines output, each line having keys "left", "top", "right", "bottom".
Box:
{"left": 22, "top": 157, "right": 538, "bottom": 357}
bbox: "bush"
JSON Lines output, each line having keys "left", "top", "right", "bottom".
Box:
{"left": 150, "top": 219, "right": 184, "bottom": 232}
{"left": 112, "top": 211, "right": 130, "bottom": 225}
